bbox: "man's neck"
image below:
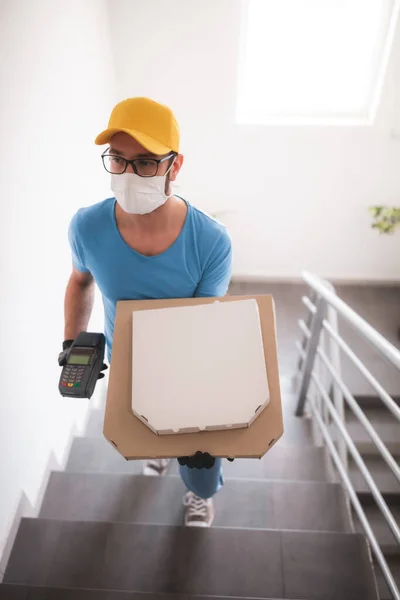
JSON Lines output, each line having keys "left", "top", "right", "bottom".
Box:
{"left": 115, "top": 196, "right": 187, "bottom": 233}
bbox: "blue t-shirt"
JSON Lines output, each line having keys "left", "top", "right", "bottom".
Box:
{"left": 68, "top": 198, "right": 232, "bottom": 361}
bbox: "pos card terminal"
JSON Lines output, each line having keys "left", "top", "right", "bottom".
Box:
{"left": 59, "top": 332, "right": 106, "bottom": 399}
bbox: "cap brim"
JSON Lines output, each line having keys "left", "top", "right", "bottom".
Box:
{"left": 94, "top": 127, "right": 173, "bottom": 155}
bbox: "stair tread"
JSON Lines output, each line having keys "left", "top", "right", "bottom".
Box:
{"left": 373, "top": 555, "right": 400, "bottom": 600}
{"left": 344, "top": 408, "right": 400, "bottom": 445}
{"left": 0, "top": 585, "right": 287, "bottom": 600}
{"left": 4, "top": 520, "right": 378, "bottom": 600}
{"left": 66, "top": 437, "right": 329, "bottom": 481}
{"left": 39, "top": 472, "right": 351, "bottom": 532}
{"left": 331, "top": 411, "right": 400, "bottom": 456}
{"left": 348, "top": 455, "right": 400, "bottom": 494}
{"left": 353, "top": 395, "right": 400, "bottom": 409}
{"left": 354, "top": 501, "right": 400, "bottom": 554}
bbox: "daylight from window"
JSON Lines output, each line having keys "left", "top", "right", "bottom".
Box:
{"left": 237, "top": 0, "right": 399, "bottom": 125}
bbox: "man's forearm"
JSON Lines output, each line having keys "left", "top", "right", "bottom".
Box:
{"left": 64, "top": 278, "right": 95, "bottom": 340}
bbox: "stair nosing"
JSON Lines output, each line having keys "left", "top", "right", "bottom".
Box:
{"left": 48, "top": 470, "right": 342, "bottom": 487}
{"left": 0, "top": 582, "right": 293, "bottom": 599}
{"left": 16, "top": 516, "right": 366, "bottom": 537}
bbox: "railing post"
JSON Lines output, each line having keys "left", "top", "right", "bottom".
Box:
{"left": 317, "top": 328, "right": 329, "bottom": 426}
{"left": 317, "top": 278, "right": 347, "bottom": 473}
{"left": 295, "top": 298, "right": 326, "bottom": 417}
{"left": 310, "top": 327, "right": 326, "bottom": 447}
{"left": 297, "top": 289, "right": 317, "bottom": 373}
{"left": 327, "top": 303, "right": 348, "bottom": 472}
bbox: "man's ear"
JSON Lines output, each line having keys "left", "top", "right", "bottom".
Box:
{"left": 169, "top": 154, "right": 184, "bottom": 182}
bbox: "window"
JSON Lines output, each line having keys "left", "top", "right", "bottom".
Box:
{"left": 237, "top": 0, "right": 399, "bottom": 125}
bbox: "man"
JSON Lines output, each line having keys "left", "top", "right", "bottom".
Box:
{"left": 60, "top": 97, "right": 232, "bottom": 527}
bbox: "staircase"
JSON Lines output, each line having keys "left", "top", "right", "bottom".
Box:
{"left": 0, "top": 381, "right": 380, "bottom": 600}
{"left": 1, "top": 277, "right": 399, "bottom": 600}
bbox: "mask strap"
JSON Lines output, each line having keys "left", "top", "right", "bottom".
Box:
{"left": 165, "top": 156, "right": 176, "bottom": 176}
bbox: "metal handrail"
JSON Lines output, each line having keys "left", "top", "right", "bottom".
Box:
{"left": 317, "top": 346, "right": 400, "bottom": 485}
{"left": 294, "top": 272, "right": 400, "bottom": 599}
{"left": 298, "top": 319, "right": 400, "bottom": 483}
{"left": 297, "top": 290, "right": 318, "bottom": 373}
{"left": 311, "top": 371, "right": 400, "bottom": 547}
{"left": 298, "top": 318, "right": 400, "bottom": 480}
{"left": 299, "top": 319, "right": 311, "bottom": 339}
{"left": 310, "top": 399, "right": 399, "bottom": 600}
{"left": 298, "top": 313, "right": 400, "bottom": 421}
{"left": 302, "top": 296, "right": 317, "bottom": 314}
{"left": 302, "top": 271, "right": 400, "bottom": 371}
{"left": 323, "top": 320, "right": 400, "bottom": 422}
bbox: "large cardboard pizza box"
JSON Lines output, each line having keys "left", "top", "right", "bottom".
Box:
{"left": 104, "top": 295, "right": 283, "bottom": 459}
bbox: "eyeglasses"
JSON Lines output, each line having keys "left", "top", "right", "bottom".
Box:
{"left": 101, "top": 151, "right": 175, "bottom": 177}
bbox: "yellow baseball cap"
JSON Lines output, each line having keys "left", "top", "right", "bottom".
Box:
{"left": 95, "top": 97, "right": 180, "bottom": 154}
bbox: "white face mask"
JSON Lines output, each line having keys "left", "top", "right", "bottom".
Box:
{"left": 111, "top": 172, "right": 173, "bottom": 215}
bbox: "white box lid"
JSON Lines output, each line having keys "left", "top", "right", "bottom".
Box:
{"left": 131, "top": 298, "right": 270, "bottom": 434}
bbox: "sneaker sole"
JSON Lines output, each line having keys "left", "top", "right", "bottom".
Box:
{"left": 185, "top": 521, "right": 211, "bottom": 528}
{"left": 142, "top": 466, "right": 169, "bottom": 476}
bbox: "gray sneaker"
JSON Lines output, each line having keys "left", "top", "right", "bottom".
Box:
{"left": 183, "top": 491, "right": 214, "bottom": 527}
{"left": 142, "top": 459, "right": 170, "bottom": 476}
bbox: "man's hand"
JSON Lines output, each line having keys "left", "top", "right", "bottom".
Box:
{"left": 58, "top": 339, "right": 108, "bottom": 379}
{"left": 177, "top": 451, "right": 235, "bottom": 469}
{"left": 178, "top": 451, "right": 215, "bottom": 469}
{"left": 58, "top": 339, "right": 74, "bottom": 367}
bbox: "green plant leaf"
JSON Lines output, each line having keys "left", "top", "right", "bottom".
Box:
{"left": 370, "top": 205, "right": 400, "bottom": 234}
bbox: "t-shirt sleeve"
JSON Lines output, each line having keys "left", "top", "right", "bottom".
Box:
{"left": 194, "top": 230, "right": 232, "bottom": 298}
{"left": 68, "top": 211, "right": 90, "bottom": 273}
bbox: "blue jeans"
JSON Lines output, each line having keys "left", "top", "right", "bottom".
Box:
{"left": 179, "top": 457, "right": 224, "bottom": 499}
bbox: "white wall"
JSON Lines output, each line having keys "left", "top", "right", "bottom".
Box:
{"left": 0, "top": 0, "right": 116, "bottom": 573}
{"left": 108, "top": 0, "right": 400, "bottom": 281}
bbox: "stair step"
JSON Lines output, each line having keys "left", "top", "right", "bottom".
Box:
{"left": 337, "top": 407, "right": 400, "bottom": 455}
{"left": 66, "top": 437, "right": 329, "bottom": 481}
{"left": 65, "top": 437, "right": 144, "bottom": 475}
{"left": 0, "top": 586, "right": 285, "bottom": 600}
{"left": 373, "top": 555, "right": 400, "bottom": 600}
{"left": 348, "top": 455, "right": 400, "bottom": 495}
{"left": 4, "top": 520, "right": 378, "bottom": 600}
{"left": 84, "top": 408, "right": 105, "bottom": 437}
{"left": 39, "top": 473, "right": 351, "bottom": 532}
{"left": 223, "top": 445, "right": 328, "bottom": 480}
{"left": 353, "top": 395, "right": 400, "bottom": 409}
{"left": 354, "top": 499, "right": 400, "bottom": 555}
